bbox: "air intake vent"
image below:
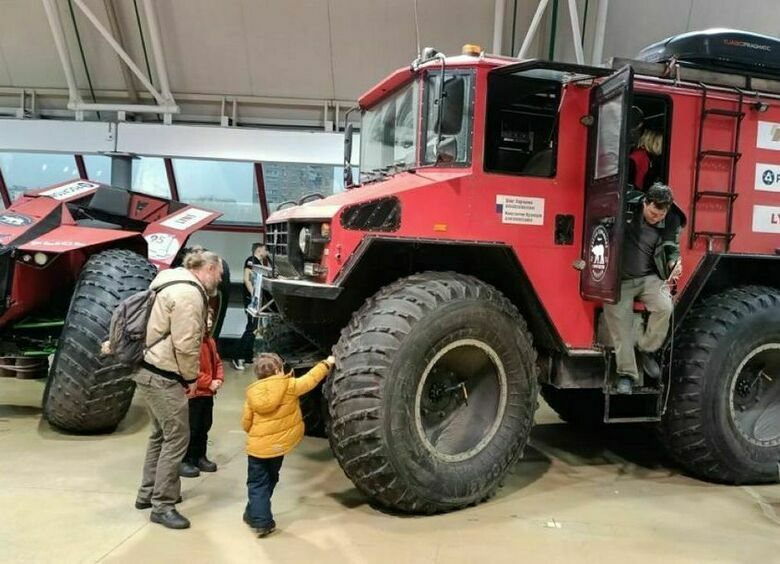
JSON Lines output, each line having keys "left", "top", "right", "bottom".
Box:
{"left": 340, "top": 197, "right": 401, "bottom": 232}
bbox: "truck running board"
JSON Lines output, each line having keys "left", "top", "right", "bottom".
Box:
{"left": 602, "top": 351, "right": 664, "bottom": 423}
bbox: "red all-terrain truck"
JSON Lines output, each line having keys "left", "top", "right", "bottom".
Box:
{"left": 0, "top": 179, "right": 222, "bottom": 433}
{"left": 260, "top": 29, "right": 780, "bottom": 514}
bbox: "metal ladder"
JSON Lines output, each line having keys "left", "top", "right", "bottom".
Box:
{"left": 689, "top": 83, "right": 745, "bottom": 251}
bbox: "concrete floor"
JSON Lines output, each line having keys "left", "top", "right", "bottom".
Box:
{"left": 2, "top": 367, "right": 780, "bottom": 564}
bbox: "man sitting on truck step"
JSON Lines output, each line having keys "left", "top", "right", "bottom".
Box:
{"left": 603, "top": 183, "right": 684, "bottom": 394}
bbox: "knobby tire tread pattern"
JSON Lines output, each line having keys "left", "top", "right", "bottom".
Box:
{"left": 43, "top": 250, "right": 156, "bottom": 433}
{"left": 327, "top": 271, "right": 539, "bottom": 514}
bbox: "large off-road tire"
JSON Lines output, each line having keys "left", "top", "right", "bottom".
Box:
{"left": 540, "top": 384, "right": 605, "bottom": 427}
{"left": 43, "top": 250, "right": 156, "bottom": 433}
{"left": 660, "top": 286, "right": 780, "bottom": 483}
{"left": 327, "top": 272, "right": 539, "bottom": 514}
{"left": 257, "top": 317, "right": 327, "bottom": 437}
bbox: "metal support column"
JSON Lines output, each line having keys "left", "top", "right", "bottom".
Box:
{"left": 110, "top": 154, "right": 133, "bottom": 189}
{"left": 41, "top": 0, "right": 84, "bottom": 106}
{"left": 591, "top": 0, "right": 609, "bottom": 65}
{"left": 492, "top": 0, "right": 506, "bottom": 55}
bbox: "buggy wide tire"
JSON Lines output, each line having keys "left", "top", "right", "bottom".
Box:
{"left": 327, "top": 272, "right": 539, "bottom": 514}
{"left": 660, "top": 286, "right": 780, "bottom": 483}
{"left": 540, "top": 384, "right": 604, "bottom": 427}
{"left": 258, "top": 317, "right": 327, "bottom": 438}
{"left": 43, "top": 250, "right": 156, "bottom": 433}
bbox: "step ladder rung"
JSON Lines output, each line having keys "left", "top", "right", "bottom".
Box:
{"left": 703, "top": 108, "right": 745, "bottom": 118}
{"left": 698, "top": 149, "right": 741, "bottom": 160}
{"left": 695, "top": 191, "right": 739, "bottom": 200}
{"left": 605, "top": 386, "right": 662, "bottom": 396}
{"left": 694, "top": 231, "right": 736, "bottom": 240}
{"left": 604, "top": 415, "right": 662, "bottom": 424}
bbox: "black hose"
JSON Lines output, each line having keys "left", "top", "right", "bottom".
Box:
{"left": 66, "top": 0, "right": 100, "bottom": 119}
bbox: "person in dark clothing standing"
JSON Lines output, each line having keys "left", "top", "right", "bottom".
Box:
{"left": 603, "top": 183, "right": 684, "bottom": 395}
{"left": 233, "top": 243, "right": 269, "bottom": 370}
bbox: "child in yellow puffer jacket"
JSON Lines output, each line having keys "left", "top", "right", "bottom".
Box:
{"left": 241, "top": 352, "right": 334, "bottom": 537}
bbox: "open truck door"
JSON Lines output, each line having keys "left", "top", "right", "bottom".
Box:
{"left": 581, "top": 65, "right": 634, "bottom": 303}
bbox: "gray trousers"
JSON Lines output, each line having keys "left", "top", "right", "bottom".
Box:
{"left": 603, "top": 275, "right": 673, "bottom": 381}
{"left": 133, "top": 368, "right": 189, "bottom": 512}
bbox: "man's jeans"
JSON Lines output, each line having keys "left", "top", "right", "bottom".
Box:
{"left": 133, "top": 368, "right": 190, "bottom": 511}
{"left": 603, "top": 275, "right": 673, "bottom": 381}
{"left": 245, "top": 455, "right": 284, "bottom": 528}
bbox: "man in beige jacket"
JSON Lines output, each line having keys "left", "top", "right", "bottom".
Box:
{"left": 133, "top": 249, "right": 223, "bottom": 530}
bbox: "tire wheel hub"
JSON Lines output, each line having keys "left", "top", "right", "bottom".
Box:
{"left": 415, "top": 339, "right": 507, "bottom": 462}
{"left": 730, "top": 344, "right": 780, "bottom": 447}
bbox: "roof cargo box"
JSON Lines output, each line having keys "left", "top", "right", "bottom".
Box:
{"left": 637, "top": 29, "right": 780, "bottom": 79}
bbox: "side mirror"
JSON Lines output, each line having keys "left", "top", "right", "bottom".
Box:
{"left": 440, "top": 76, "right": 465, "bottom": 136}
{"left": 343, "top": 123, "right": 354, "bottom": 187}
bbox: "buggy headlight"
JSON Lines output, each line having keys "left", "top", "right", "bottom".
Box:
{"left": 33, "top": 252, "right": 48, "bottom": 266}
{"left": 298, "top": 227, "right": 311, "bottom": 255}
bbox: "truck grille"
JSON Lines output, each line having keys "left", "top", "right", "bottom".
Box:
{"left": 266, "top": 222, "right": 288, "bottom": 258}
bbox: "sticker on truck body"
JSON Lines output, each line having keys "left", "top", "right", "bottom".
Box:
{"left": 756, "top": 121, "right": 780, "bottom": 151}
{"left": 752, "top": 205, "right": 780, "bottom": 233}
{"left": 495, "top": 195, "right": 545, "bottom": 225}
{"left": 755, "top": 163, "right": 780, "bottom": 192}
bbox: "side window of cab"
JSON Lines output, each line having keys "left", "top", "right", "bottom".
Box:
{"left": 484, "top": 75, "right": 562, "bottom": 177}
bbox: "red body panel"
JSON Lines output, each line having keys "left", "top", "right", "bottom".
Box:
{"left": 0, "top": 181, "right": 222, "bottom": 329}
{"left": 275, "top": 60, "right": 780, "bottom": 350}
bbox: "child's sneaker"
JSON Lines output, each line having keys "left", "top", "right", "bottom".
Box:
{"left": 232, "top": 359, "right": 245, "bottom": 371}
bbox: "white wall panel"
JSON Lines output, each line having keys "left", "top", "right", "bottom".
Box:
{"left": 0, "top": 119, "right": 115, "bottom": 153}
{"left": 116, "top": 122, "right": 359, "bottom": 164}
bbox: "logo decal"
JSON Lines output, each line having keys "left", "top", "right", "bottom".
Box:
{"left": 589, "top": 225, "right": 610, "bottom": 282}
{"left": 0, "top": 213, "right": 32, "bottom": 227}
{"left": 755, "top": 163, "right": 780, "bottom": 192}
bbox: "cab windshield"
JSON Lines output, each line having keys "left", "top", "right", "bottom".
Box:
{"left": 359, "top": 81, "right": 419, "bottom": 183}
{"left": 359, "top": 70, "right": 474, "bottom": 183}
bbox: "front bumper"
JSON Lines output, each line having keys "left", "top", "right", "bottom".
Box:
{"left": 261, "top": 274, "right": 342, "bottom": 300}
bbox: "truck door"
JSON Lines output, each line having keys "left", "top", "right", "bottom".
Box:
{"left": 581, "top": 65, "right": 633, "bottom": 303}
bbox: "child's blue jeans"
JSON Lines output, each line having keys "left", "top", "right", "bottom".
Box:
{"left": 245, "top": 455, "right": 284, "bottom": 528}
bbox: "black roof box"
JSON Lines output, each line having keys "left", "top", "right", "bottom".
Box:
{"left": 637, "top": 29, "right": 780, "bottom": 79}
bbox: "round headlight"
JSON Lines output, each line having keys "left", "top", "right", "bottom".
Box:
{"left": 33, "top": 252, "right": 47, "bottom": 266}
{"left": 298, "top": 227, "right": 311, "bottom": 254}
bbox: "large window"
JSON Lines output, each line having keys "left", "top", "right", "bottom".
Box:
{"left": 172, "top": 158, "right": 259, "bottom": 225}
{"left": 83, "top": 155, "right": 112, "bottom": 184}
{"left": 359, "top": 80, "right": 419, "bottom": 182}
{"left": 422, "top": 70, "right": 474, "bottom": 165}
{"left": 0, "top": 152, "right": 79, "bottom": 201}
{"left": 264, "top": 162, "right": 340, "bottom": 214}
{"left": 484, "top": 75, "right": 562, "bottom": 177}
{"left": 131, "top": 157, "right": 171, "bottom": 199}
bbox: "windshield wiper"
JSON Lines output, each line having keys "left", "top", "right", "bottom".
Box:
{"left": 361, "top": 162, "right": 411, "bottom": 184}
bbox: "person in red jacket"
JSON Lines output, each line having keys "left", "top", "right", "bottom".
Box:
{"left": 180, "top": 310, "right": 224, "bottom": 478}
{"left": 629, "top": 130, "right": 663, "bottom": 191}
